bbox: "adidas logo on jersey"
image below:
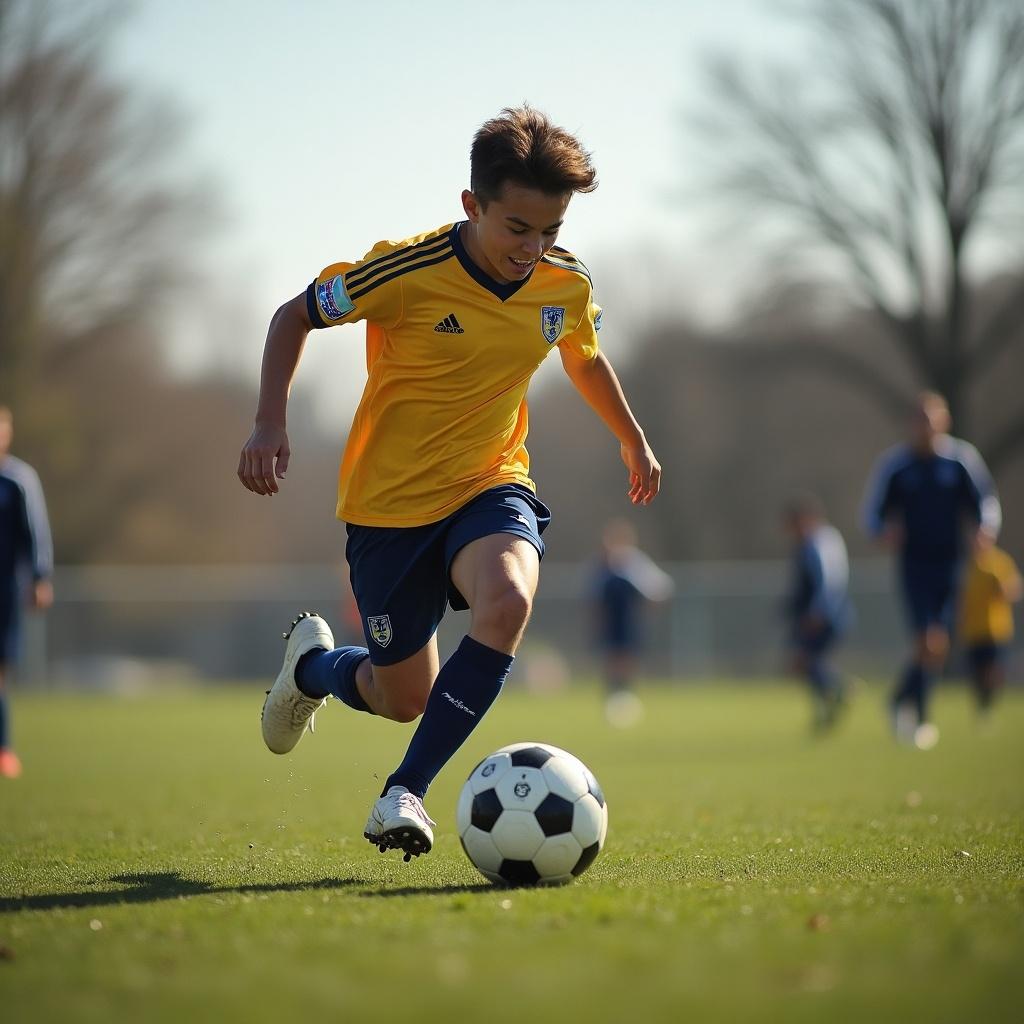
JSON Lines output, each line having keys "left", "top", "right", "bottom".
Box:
{"left": 433, "top": 314, "right": 465, "bottom": 334}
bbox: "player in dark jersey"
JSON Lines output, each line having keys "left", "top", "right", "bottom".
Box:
{"left": 862, "top": 393, "right": 1000, "bottom": 747}
{"left": 0, "top": 406, "right": 54, "bottom": 778}
{"left": 782, "top": 495, "right": 851, "bottom": 732}
{"left": 590, "top": 519, "right": 673, "bottom": 726}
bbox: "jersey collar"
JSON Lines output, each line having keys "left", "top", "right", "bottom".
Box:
{"left": 451, "top": 222, "right": 533, "bottom": 302}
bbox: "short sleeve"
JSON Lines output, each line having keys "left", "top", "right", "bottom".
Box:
{"left": 305, "top": 239, "right": 407, "bottom": 331}
{"left": 559, "top": 295, "right": 601, "bottom": 362}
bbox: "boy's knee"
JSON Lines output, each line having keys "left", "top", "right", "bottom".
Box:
{"left": 382, "top": 696, "right": 425, "bottom": 729}
{"left": 475, "top": 584, "right": 533, "bottom": 643}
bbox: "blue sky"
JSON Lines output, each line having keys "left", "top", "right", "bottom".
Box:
{"left": 110, "top": 0, "right": 797, "bottom": 418}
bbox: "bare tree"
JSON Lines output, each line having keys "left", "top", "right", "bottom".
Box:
{"left": 699, "top": 0, "right": 1024, "bottom": 468}
{"left": 0, "top": 0, "right": 211, "bottom": 405}
{"left": 0, "top": 0, "right": 230, "bottom": 563}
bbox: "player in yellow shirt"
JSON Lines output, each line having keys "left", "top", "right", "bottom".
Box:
{"left": 238, "top": 107, "right": 661, "bottom": 861}
{"left": 960, "top": 533, "right": 1022, "bottom": 715}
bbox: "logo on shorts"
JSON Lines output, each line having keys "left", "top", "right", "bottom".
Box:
{"left": 541, "top": 305, "right": 565, "bottom": 344}
{"left": 367, "top": 614, "right": 392, "bottom": 647}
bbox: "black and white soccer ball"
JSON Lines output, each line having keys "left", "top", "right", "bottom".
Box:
{"left": 457, "top": 742, "right": 608, "bottom": 886}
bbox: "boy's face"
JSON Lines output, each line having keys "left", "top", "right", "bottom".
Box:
{"left": 461, "top": 183, "right": 571, "bottom": 283}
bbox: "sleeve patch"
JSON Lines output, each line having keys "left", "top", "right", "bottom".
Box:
{"left": 316, "top": 274, "right": 355, "bottom": 321}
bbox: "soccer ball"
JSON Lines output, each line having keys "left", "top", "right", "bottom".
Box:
{"left": 456, "top": 742, "right": 608, "bottom": 886}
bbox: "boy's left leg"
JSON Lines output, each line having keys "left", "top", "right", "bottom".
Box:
{"left": 361, "top": 483, "right": 549, "bottom": 850}
{"left": 379, "top": 533, "right": 538, "bottom": 800}
{"left": 362, "top": 532, "right": 539, "bottom": 860}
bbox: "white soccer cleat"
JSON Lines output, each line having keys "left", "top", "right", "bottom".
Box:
{"left": 364, "top": 785, "right": 436, "bottom": 862}
{"left": 260, "top": 611, "right": 335, "bottom": 755}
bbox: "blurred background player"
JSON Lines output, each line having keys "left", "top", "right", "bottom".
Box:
{"left": 959, "top": 531, "right": 1021, "bottom": 719}
{"left": 781, "top": 494, "right": 851, "bottom": 732}
{"left": 590, "top": 518, "right": 674, "bottom": 726}
{"left": 862, "top": 392, "right": 1001, "bottom": 749}
{"left": 0, "top": 406, "right": 54, "bottom": 779}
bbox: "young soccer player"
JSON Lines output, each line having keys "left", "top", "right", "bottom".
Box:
{"left": 237, "top": 107, "right": 661, "bottom": 860}
{"left": 862, "top": 392, "right": 1001, "bottom": 748}
{"left": 782, "top": 495, "right": 850, "bottom": 732}
{"left": 960, "top": 531, "right": 1021, "bottom": 716}
{"left": 0, "top": 406, "right": 54, "bottom": 779}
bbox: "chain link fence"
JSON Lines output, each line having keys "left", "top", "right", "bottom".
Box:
{"left": 16, "top": 560, "right": 1021, "bottom": 689}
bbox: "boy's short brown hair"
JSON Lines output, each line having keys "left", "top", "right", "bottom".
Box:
{"left": 470, "top": 106, "right": 597, "bottom": 205}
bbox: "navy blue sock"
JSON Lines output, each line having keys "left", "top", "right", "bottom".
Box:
{"left": 807, "top": 657, "right": 829, "bottom": 697}
{"left": 295, "top": 646, "right": 372, "bottom": 713}
{"left": 384, "top": 636, "right": 514, "bottom": 798}
{"left": 0, "top": 689, "right": 9, "bottom": 749}
{"left": 894, "top": 663, "right": 928, "bottom": 725}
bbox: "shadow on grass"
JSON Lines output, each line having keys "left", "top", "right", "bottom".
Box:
{"left": 0, "top": 872, "right": 360, "bottom": 914}
{"left": 360, "top": 882, "right": 495, "bottom": 898}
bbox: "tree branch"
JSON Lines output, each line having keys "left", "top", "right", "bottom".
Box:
{"left": 739, "top": 337, "right": 912, "bottom": 422}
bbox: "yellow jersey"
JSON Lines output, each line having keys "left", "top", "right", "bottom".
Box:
{"left": 306, "top": 222, "right": 601, "bottom": 527}
{"left": 960, "top": 546, "right": 1021, "bottom": 645}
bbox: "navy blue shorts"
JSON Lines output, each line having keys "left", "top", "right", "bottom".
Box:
{"left": 900, "top": 560, "right": 960, "bottom": 633}
{"left": 966, "top": 643, "right": 1006, "bottom": 672}
{"left": 345, "top": 484, "right": 551, "bottom": 666}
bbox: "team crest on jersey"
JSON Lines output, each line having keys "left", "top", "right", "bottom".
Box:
{"left": 541, "top": 306, "right": 565, "bottom": 344}
{"left": 367, "top": 615, "right": 392, "bottom": 648}
{"left": 317, "top": 274, "right": 355, "bottom": 321}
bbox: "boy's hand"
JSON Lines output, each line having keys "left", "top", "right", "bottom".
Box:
{"left": 621, "top": 441, "right": 661, "bottom": 505}
{"left": 238, "top": 422, "right": 290, "bottom": 496}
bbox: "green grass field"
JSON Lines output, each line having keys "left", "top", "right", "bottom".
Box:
{"left": 1, "top": 681, "right": 1022, "bottom": 1023}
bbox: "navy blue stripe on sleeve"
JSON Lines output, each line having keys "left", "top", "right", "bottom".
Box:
{"left": 306, "top": 281, "right": 328, "bottom": 329}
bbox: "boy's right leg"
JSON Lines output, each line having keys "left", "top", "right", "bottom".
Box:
{"left": 260, "top": 612, "right": 337, "bottom": 755}
{"left": 263, "top": 611, "right": 441, "bottom": 753}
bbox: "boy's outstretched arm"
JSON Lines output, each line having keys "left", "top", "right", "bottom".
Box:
{"left": 238, "top": 293, "right": 313, "bottom": 496}
{"left": 559, "top": 346, "right": 661, "bottom": 505}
